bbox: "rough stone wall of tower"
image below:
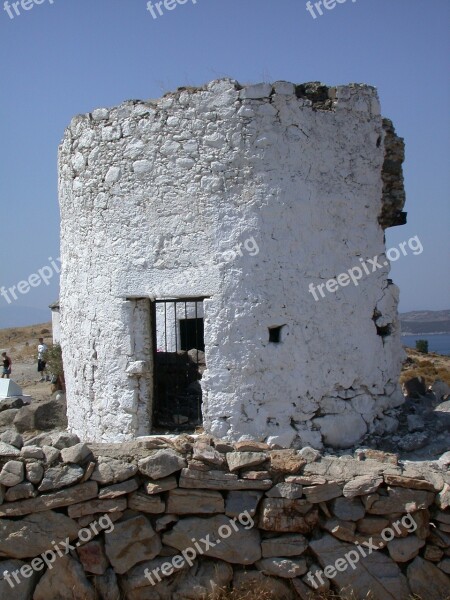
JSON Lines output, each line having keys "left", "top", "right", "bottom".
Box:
{"left": 58, "top": 78, "right": 406, "bottom": 447}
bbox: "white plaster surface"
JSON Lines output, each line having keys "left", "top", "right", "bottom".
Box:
{"left": 58, "top": 79, "right": 405, "bottom": 447}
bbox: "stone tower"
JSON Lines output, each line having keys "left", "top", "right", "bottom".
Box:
{"left": 58, "top": 78, "right": 406, "bottom": 447}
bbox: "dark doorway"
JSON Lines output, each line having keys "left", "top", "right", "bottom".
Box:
{"left": 151, "top": 299, "right": 206, "bottom": 431}
{"left": 180, "top": 318, "right": 205, "bottom": 352}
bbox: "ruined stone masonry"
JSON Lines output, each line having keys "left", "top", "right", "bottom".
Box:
{"left": 0, "top": 433, "right": 449, "bottom": 599}
{"left": 58, "top": 79, "right": 407, "bottom": 447}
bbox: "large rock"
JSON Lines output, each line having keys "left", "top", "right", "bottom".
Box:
{"left": 310, "top": 533, "right": 410, "bottom": 600}
{"left": 33, "top": 555, "right": 96, "bottom": 600}
{"left": 192, "top": 442, "right": 226, "bottom": 466}
{"left": 343, "top": 474, "right": 383, "bottom": 498}
{"left": 330, "top": 497, "right": 365, "bottom": 521}
{"left": 60, "top": 442, "right": 92, "bottom": 464}
{"left": 67, "top": 497, "right": 127, "bottom": 518}
{"left": 259, "top": 499, "right": 318, "bottom": 533}
{"left": 226, "top": 452, "right": 268, "bottom": 472}
{"left": 91, "top": 456, "right": 138, "bottom": 484}
{"left": 93, "top": 568, "right": 121, "bottom": 600}
{"left": 387, "top": 536, "right": 425, "bottom": 562}
{"left": 269, "top": 450, "right": 306, "bottom": 475}
{"left": 4, "top": 482, "right": 36, "bottom": 502}
{"left": 0, "top": 481, "right": 98, "bottom": 517}
{"left": 261, "top": 534, "right": 308, "bottom": 557}
{"left": 105, "top": 515, "right": 162, "bottom": 574}
{"left": 0, "top": 441, "right": 20, "bottom": 457}
{"left": 266, "top": 483, "right": 303, "bottom": 499}
{"left": 179, "top": 467, "right": 272, "bottom": 491}
{"left": 163, "top": 515, "right": 261, "bottom": 564}
{"left": 225, "top": 490, "right": 263, "bottom": 517}
{"left": 49, "top": 431, "right": 80, "bottom": 449}
{"left": 304, "top": 456, "right": 400, "bottom": 483}
{"left": 0, "top": 430, "right": 23, "bottom": 448}
{"left": 128, "top": 491, "right": 165, "bottom": 513}
{"left": 407, "top": 556, "right": 450, "bottom": 600}
{"left": 0, "top": 409, "right": 19, "bottom": 428}
{"left": 0, "top": 510, "right": 79, "bottom": 558}
{"left": 0, "top": 559, "right": 38, "bottom": 600}
{"left": 38, "top": 464, "right": 84, "bottom": 491}
{"left": 98, "top": 478, "right": 139, "bottom": 498}
{"left": 138, "top": 449, "right": 187, "bottom": 480}
{"left": 144, "top": 476, "right": 178, "bottom": 495}
{"left": 166, "top": 489, "right": 224, "bottom": 514}
{"left": 364, "top": 487, "right": 435, "bottom": 514}
{"left": 303, "top": 482, "right": 342, "bottom": 503}
{"left": 313, "top": 414, "right": 367, "bottom": 448}
{"left": 77, "top": 539, "right": 109, "bottom": 575}
{"left": 356, "top": 516, "right": 390, "bottom": 535}
{"left": 13, "top": 398, "right": 67, "bottom": 433}
{"left": 0, "top": 460, "right": 24, "bottom": 486}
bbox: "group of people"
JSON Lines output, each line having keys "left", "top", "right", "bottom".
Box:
{"left": 1, "top": 337, "right": 50, "bottom": 382}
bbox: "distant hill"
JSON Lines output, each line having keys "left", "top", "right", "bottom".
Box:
{"left": 400, "top": 310, "right": 450, "bottom": 335}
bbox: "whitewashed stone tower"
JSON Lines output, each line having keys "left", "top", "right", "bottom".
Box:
{"left": 58, "top": 79, "right": 406, "bottom": 447}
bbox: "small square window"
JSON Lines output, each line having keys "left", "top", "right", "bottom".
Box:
{"left": 269, "top": 326, "right": 283, "bottom": 344}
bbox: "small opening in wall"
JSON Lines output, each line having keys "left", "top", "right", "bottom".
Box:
{"left": 269, "top": 326, "right": 283, "bottom": 344}
{"left": 376, "top": 324, "right": 392, "bottom": 337}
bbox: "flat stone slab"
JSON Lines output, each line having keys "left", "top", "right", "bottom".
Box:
{"left": 138, "top": 449, "right": 187, "bottom": 480}
{"left": 0, "top": 510, "right": 80, "bottom": 559}
{"left": 0, "top": 481, "right": 99, "bottom": 517}
{"left": 105, "top": 515, "right": 161, "bottom": 575}
{"left": 163, "top": 515, "right": 261, "bottom": 564}
{"left": 128, "top": 491, "right": 165, "bottom": 513}
{"left": 259, "top": 499, "right": 318, "bottom": 533}
{"left": 98, "top": 478, "right": 139, "bottom": 499}
{"left": 407, "top": 556, "right": 450, "bottom": 600}
{"left": 67, "top": 497, "right": 127, "bottom": 518}
{"left": 166, "top": 489, "right": 224, "bottom": 514}
{"left": 261, "top": 534, "right": 308, "bottom": 558}
{"left": 179, "top": 468, "right": 272, "bottom": 490}
{"left": 309, "top": 533, "right": 410, "bottom": 600}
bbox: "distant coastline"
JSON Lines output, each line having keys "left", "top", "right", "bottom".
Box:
{"left": 401, "top": 331, "right": 450, "bottom": 336}
{"left": 400, "top": 309, "right": 450, "bottom": 336}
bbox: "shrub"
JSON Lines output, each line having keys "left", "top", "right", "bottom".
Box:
{"left": 45, "top": 344, "right": 65, "bottom": 391}
{"left": 415, "top": 339, "right": 429, "bottom": 354}
{"left": 45, "top": 344, "right": 63, "bottom": 376}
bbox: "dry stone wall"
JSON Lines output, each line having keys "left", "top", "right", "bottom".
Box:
{"left": 0, "top": 431, "right": 449, "bottom": 599}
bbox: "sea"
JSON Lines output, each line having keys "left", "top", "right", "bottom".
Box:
{"left": 401, "top": 334, "right": 450, "bottom": 356}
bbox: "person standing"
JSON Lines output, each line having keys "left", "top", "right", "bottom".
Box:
{"left": 1, "top": 352, "right": 12, "bottom": 379}
{"left": 37, "top": 338, "right": 48, "bottom": 382}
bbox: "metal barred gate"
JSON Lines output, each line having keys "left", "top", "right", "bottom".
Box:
{"left": 151, "top": 298, "right": 206, "bottom": 430}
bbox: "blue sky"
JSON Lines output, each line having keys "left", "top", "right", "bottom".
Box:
{"left": 0, "top": 0, "right": 449, "bottom": 326}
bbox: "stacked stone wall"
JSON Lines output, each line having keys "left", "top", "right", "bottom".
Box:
{"left": 0, "top": 432, "right": 449, "bottom": 599}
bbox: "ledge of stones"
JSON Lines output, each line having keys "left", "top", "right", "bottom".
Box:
{"left": 0, "top": 430, "right": 449, "bottom": 600}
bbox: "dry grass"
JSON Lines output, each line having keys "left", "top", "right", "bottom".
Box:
{"left": 0, "top": 322, "right": 52, "bottom": 362}
{"left": 400, "top": 347, "right": 450, "bottom": 388}
{"left": 209, "top": 587, "right": 436, "bottom": 600}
